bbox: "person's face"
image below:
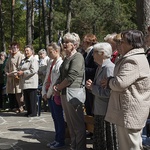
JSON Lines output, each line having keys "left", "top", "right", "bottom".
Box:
{"left": 82, "top": 37, "right": 91, "bottom": 51}
{"left": 47, "top": 47, "right": 57, "bottom": 59}
{"left": 39, "top": 53, "right": 46, "bottom": 59}
{"left": 93, "top": 49, "right": 103, "bottom": 65}
{"left": 24, "top": 48, "right": 33, "bottom": 58}
{"left": 63, "top": 40, "right": 75, "bottom": 56}
{"left": 107, "top": 39, "right": 117, "bottom": 52}
{"left": 119, "top": 37, "right": 133, "bottom": 56}
{"left": 0, "top": 55, "right": 5, "bottom": 61}
{"left": 11, "top": 45, "right": 19, "bottom": 55}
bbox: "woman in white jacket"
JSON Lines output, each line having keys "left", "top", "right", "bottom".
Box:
{"left": 17, "top": 45, "right": 39, "bottom": 117}
{"left": 42, "top": 42, "right": 65, "bottom": 149}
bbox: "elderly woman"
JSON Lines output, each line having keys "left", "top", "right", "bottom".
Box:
{"left": 102, "top": 30, "right": 150, "bottom": 150}
{"left": 17, "top": 45, "right": 39, "bottom": 117}
{"left": 86, "top": 42, "right": 118, "bottom": 150}
{"left": 54, "top": 32, "right": 86, "bottom": 150}
{"left": 38, "top": 49, "right": 50, "bottom": 84}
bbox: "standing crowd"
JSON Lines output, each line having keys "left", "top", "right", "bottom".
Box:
{"left": 0, "top": 28, "right": 150, "bottom": 150}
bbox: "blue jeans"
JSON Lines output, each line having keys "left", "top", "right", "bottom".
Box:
{"left": 48, "top": 96, "right": 65, "bottom": 145}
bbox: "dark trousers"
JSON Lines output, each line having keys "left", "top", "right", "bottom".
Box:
{"left": 0, "top": 84, "right": 4, "bottom": 108}
{"left": 85, "top": 90, "right": 94, "bottom": 116}
{"left": 8, "top": 93, "right": 18, "bottom": 109}
{"left": 48, "top": 97, "right": 65, "bottom": 145}
{"left": 23, "top": 89, "right": 37, "bottom": 116}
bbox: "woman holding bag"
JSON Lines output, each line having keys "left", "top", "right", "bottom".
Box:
{"left": 42, "top": 42, "right": 65, "bottom": 149}
{"left": 54, "top": 32, "right": 86, "bottom": 150}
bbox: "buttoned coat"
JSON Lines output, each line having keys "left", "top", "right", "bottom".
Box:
{"left": 105, "top": 48, "right": 150, "bottom": 129}
{"left": 92, "top": 59, "right": 114, "bottom": 116}
{"left": 19, "top": 55, "right": 39, "bottom": 90}
{"left": 5, "top": 51, "right": 24, "bottom": 93}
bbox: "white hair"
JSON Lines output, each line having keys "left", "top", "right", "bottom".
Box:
{"left": 93, "top": 42, "right": 112, "bottom": 58}
{"left": 38, "top": 49, "right": 47, "bottom": 55}
{"left": 63, "top": 32, "right": 80, "bottom": 48}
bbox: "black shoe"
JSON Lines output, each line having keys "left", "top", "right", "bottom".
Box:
{"left": 28, "top": 114, "right": 37, "bottom": 117}
{"left": 24, "top": 113, "right": 29, "bottom": 117}
{"left": 86, "top": 132, "right": 93, "bottom": 138}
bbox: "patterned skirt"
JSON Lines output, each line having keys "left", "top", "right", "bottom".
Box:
{"left": 93, "top": 115, "right": 118, "bottom": 150}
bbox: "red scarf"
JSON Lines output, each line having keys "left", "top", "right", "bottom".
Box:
{"left": 46, "top": 61, "right": 55, "bottom": 91}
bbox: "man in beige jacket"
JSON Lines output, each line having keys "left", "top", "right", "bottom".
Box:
{"left": 5, "top": 42, "right": 24, "bottom": 113}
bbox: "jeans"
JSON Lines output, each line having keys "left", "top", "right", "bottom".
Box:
{"left": 48, "top": 96, "right": 65, "bottom": 145}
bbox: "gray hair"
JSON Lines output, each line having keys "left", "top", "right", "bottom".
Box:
{"left": 104, "top": 33, "right": 117, "bottom": 41}
{"left": 63, "top": 32, "right": 80, "bottom": 48}
{"left": 0, "top": 51, "right": 7, "bottom": 57}
{"left": 38, "top": 49, "right": 47, "bottom": 55}
{"left": 24, "top": 45, "right": 35, "bottom": 54}
{"left": 93, "top": 42, "right": 112, "bottom": 58}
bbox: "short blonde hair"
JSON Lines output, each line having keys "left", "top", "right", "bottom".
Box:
{"left": 104, "top": 33, "right": 117, "bottom": 41}
{"left": 47, "top": 42, "right": 61, "bottom": 52}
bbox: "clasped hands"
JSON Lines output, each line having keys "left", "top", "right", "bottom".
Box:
{"left": 86, "top": 78, "right": 109, "bottom": 90}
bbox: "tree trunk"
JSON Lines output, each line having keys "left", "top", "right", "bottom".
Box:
{"left": 42, "top": 0, "right": 49, "bottom": 48}
{"left": 0, "top": 0, "right": 6, "bottom": 51}
{"left": 49, "top": 0, "right": 54, "bottom": 43}
{"left": 11, "top": 0, "right": 15, "bottom": 42}
{"left": 26, "top": 0, "right": 32, "bottom": 45}
{"left": 32, "top": 0, "right": 34, "bottom": 44}
{"left": 136, "top": 0, "right": 150, "bottom": 34}
{"left": 66, "top": 0, "right": 72, "bottom": 33}
{"left": 38, "top": 0, "right": 42, "bottom": 49}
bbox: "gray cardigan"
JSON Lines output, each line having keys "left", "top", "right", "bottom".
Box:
{"left": 57, "top": 52, "right": 85, "bottom": 95}
{"left": 92, "top": 59, "right": 114, "bottom": 116}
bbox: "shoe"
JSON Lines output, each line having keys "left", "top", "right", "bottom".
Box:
{"left": 15, "top": 109, "right": 20, "bottom": 113}
{"left": 19, "top": 107, "right": 24, "bottom": 113}
{"left": 24, "top": 113, "right": 30, "bottom": 117}
{"left": 50, "top": 142, "right": 65, "bottom": 149}
{"left": 46, "top": 141, "right": 56, "bottom": 147}
{"left": 28, "top": 114, "right": 37, "bottom": 117}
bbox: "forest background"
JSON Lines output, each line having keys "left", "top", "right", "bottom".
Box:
{"left": 0, "top": 0, "right": 150, "bottom": 54}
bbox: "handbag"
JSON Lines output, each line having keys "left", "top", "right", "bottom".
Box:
{"left": 66, "top": 72, "right": 86, "bottom": 107}
{"left": 54, "top": 95, "right": 61, "bottom": 105}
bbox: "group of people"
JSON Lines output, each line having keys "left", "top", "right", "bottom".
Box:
{"left": 42, "top": 29, "right": 150, "bottom": 150}
{"left": 0, "top": 28, "right": 150, "bottom": 150}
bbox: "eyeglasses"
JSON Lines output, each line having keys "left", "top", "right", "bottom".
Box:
{"left": 11, "top": 46, "right": 18, "bottom": 49}
{"left": 63, "top": 41, "right": 73, "bottom": 44}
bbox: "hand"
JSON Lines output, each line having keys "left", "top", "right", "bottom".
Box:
{"left": 86, "top": 79, "right": 93, "bottom": 90}
{"left": 43, "top": 94, "right": 47, "bottom": 101}
{"left": 101, "top": 78, "right": 108, "bottom": 89}
{"left": 17, "top": 70, "right": 24, "bottom": 76}
{"left": 6, "top": 72, "right": 11, "bottom": 77}
{"left": 53, "top": 85, "right": 60, "bottom": 95}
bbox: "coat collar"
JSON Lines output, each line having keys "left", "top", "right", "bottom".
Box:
{"left": 122, "top": 48, "right": 145, "bottom": 58}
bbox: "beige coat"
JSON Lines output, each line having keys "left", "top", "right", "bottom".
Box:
{"left": 105, "top": 48, "right": 150, "bottom": 129}
{"left": 5, "top": 51, "right": 24, "bottom": 94}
